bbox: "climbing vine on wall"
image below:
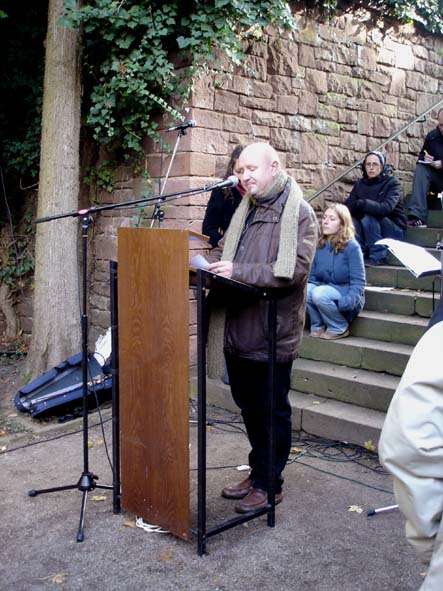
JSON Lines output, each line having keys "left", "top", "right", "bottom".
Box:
{"left": 62, "top": 0, "right": 296, "bottom": 158}
{"left": 303, "top": 0, "right": 443, "bottom": 35}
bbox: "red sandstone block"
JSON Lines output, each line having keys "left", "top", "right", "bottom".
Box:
{"left": 214, "top": 89, "right": 240, "bottom": 114}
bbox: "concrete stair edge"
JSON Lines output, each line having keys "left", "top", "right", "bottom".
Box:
{"left": 289, "top": 390, "right": 386, "bottom": 448}
{"left": 189, "top": 377, "right": 386, "bottom": 450}
{"left": 291, "top": 357, "right": 400, "bottom": 412}
{"left": 300, "top": 331, "right": 413, "bottom": 376}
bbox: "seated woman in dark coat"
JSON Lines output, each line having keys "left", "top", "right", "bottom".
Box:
{"left": 202, "top": 144, "right": 246, "bottom": 248}
{"left": 307, "top": 204, "right": 366, "bottom": 340}
{"left": 345, "top": 151, "right": 407, "bottom": 266}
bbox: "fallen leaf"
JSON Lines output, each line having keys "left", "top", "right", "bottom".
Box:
{"left": 7, "top": 413, "right": 17, "bottom": 418}
{"left": 0, "top": 445, "right": 7, "bottom": 451}
{"left": 91, "top": 494, "right": 107, "bottom": 502}
{"left": 0, "top": 430, "right": 6, "bottom": 437}
{"left": 123, "top": 519, "right": 136, "bottom": 528}
{"left": 348, "top": 504, "right": 364, "bottom": 514}
{"left": 312, "top": 401, "right": 321, "bottom": 405}
{"left": 158, "top": 551, "right": 174, "bottom": 561}
{"left": 95, "top": 439, "right": 104, "bottom": 446}
{"left": 87, "top": 440, "right": 94, "bottom": 448}
{"left": 364, "top": 440, "right": 377, "bottom": 452}
{"left": 290, "top": 446, "right": 303, "bottom": 453}
{"left": 40, "top": 572, "right": 67, "bottom": 584}
{"left": 420, "top": 571, "right": 427, "bottom": 578}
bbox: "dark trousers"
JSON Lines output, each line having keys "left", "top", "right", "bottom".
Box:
{"left": 408, "top": 163, "right": 443, "bottom": 222}
{"left": 225, "top": 352, "right": 292, "bottom": 493}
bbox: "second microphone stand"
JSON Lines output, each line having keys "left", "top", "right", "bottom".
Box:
{"left": 28, "top": 212, "right": 113, "bottom": 542}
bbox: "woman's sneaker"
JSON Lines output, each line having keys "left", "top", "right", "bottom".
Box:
{"left": 407, "top": 217, "right": 427, "bottom": 228}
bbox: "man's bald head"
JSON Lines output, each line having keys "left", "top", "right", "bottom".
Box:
{"left": 238, "top": 143, "right": 281, "bottom": 196}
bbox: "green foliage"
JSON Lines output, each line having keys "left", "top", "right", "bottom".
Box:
{"left": 388, "top": 0, "right": 443, "bottom": 35}
{"left": 0, "top": 212, "right": 35, "bottom": 291}
{"left": 83, "top": 160, "right": 117, "bottom": 194}
{"left": 305, "top": 0, "right": 443, "bottom": 35}
{"left": 62, "top": 0, "right": 295, "bottom": 157}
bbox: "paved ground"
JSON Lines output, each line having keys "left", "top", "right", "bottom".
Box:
{"left": 0, "top": 358, "right": 425, "bottom": 591}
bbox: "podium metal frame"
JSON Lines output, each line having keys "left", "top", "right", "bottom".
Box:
{"left": 195, "top": 269, "right": 282, "bottom": 555}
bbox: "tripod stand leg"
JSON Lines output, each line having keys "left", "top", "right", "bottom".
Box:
{"left": 77, "top": 489, "right": 89, "bottom": 543}
{"left": 29, "top": 484, "right": 79, "bottom": 497}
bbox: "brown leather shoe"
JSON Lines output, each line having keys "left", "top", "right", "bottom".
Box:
{"left": 235, "top": 487, "right": 283, "bottom": 514}
{"left": 221, "top": 477, "right": 252, "bottom": 499}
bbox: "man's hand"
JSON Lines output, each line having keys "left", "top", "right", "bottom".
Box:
{"left": 430, "top": 160, "right": 443, "bottom": 170}
{"left": 207, "top": 260, "right": 233, "bottom": 279}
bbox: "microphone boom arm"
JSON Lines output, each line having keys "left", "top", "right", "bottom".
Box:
{"left": 34, "top": 183, "right": 221, "bottom": 224}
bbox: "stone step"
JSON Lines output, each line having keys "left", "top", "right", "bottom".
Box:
{"left": 350, "top": 309, "right": 428, "bottom": 346}
{"left": 290, "top": 390, "right": 386, "bottom": 448}
{"left": 365, "top": 263, "right": 441, "bottom": 291}
{"left": 405, "top": 226, "right": 443, "bottom": 248}
{"left": 364, "top": 286, "right": 439, "bottom": 318}
{"left": 291, "top": 357, "right": 400, "bottom": 412}
{"left": 190, "top": 377, "right": 387, "bottom": 449}
{"left": 427, "top": 210, "right": 443, "bottom": 227}
{"left": 299, "top": 330, "right": 413, "bottom": 376}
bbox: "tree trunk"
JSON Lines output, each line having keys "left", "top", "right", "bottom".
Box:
{"left": 0, "top": 282, "right": 18, "bottom": 341}
{"left": 26, "top": 0, "right": 82, "bottom": 379}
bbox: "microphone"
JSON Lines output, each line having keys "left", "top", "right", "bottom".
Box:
{"left": 205, "top": 175, "right": 239, "bottom": 191}
{"left": 165, "top": 119, "right": 197, "bottom": 132}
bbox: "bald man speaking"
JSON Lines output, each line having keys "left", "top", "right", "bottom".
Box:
{"left": 207, "top": 143, "right": 318, "bottom": 513}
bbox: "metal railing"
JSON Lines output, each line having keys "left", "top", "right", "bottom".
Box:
{"left": 306, "top": 96, "right": 443, "bottom": 204}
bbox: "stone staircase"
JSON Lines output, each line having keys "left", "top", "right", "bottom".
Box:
{"left": 291, "top": 209, "right": 443, "bottom": 447}
{"left": 196, "top": 210, "right": 443, "bottom": 449}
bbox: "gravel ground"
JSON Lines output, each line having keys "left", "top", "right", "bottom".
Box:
{"left": 0, "top": 356, "right": 425, "bottom": 591}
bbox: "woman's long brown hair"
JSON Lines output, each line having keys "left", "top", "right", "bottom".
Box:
{"left": 318, "top": 203, "right": 356, "bottom": 253}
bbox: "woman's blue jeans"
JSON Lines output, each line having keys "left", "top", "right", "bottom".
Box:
{"left": 307, "top": 283, "right": 348, "bottom": 334}
{"left": 353, "top": 215, "right": 404, "bottom": 262}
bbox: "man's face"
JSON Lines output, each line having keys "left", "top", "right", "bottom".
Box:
{"left": 238, "top": 147, "right": 278, "bottom": 196}
{"left": 438, "top": 112, "right": 443, "bottom": 135}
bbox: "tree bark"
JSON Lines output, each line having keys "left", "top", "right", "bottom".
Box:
{"left": 26, "top": 0, "right": 82, "bottom": 379}
{"left": 0, "top": 282, "right": 18, "bottom": 341}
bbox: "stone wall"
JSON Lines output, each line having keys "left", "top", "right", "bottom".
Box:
{"left": 88, "top": 7, "right": 443, "bottom": 360}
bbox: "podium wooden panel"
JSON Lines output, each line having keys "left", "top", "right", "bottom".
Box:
{"left": 117, "top": 228, "right": 190, "bottom": 540}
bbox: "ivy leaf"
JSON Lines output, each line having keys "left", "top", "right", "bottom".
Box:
{"left": 176, "top": 36, "right": 191, "bottom": 49}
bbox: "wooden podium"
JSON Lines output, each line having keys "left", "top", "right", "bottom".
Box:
{"left": 117, "top": 227, "right": 281, "bottom": 553}
{"left": 117, "top": 227, "right": 204, "bottom": 541}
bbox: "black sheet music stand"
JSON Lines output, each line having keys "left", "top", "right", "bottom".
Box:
{"left": 194, "top": 269, "right": 288, "bottom": 555}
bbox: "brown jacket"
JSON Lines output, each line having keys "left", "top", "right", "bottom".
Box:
{"left": 209, "top": 180, "right": 318, "bottom": 363}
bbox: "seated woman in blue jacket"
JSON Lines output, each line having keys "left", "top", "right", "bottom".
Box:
{"left": 344, "top": 151, "right": 407, "bottom": 266}
{"left": 307, "top": 204, "right": 366, "bottom": 340}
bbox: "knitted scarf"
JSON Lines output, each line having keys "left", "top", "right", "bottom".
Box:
{"left": 207, "top": 169, "right": 304, "bottom": 378}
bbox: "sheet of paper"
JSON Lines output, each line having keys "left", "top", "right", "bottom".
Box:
{"left": 376, "top": 239, "right": 441, "bottom": 278}
{"left": 190, "top": 254, "right": 210, "bottom": 270}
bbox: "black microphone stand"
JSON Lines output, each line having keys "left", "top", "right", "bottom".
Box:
{"left": 27, "top": 181, "right": 223, "bottom": 542}
{"left": 28, "top": 211, "right": 113, "bottom": 542}
{"left": 150, "top": 125, "right": 190, "bottom": 228}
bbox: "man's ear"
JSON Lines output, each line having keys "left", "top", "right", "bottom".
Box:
{"left": 270, "top": 160, "right": 279, "bottom": 176}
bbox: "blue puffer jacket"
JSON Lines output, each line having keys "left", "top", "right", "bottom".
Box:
{"left": 308, "top": 239, "right": 366, "bottom": 319}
